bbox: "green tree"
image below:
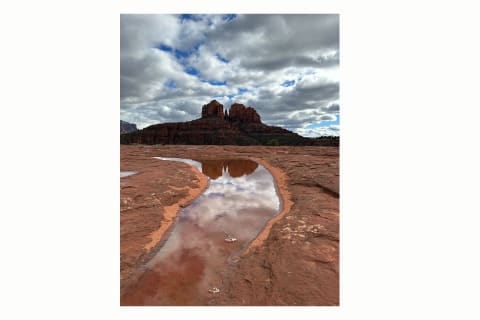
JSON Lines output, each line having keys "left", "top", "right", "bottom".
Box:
{"left": 267, "top": 138, "right": 280, "bottom": 146}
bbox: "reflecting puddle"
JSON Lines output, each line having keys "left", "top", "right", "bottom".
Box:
{"left": 121, "top": 158, "right": 280, "bottom": 305}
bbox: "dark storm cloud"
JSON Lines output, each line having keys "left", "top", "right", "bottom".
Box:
{"left": 208, "top": 14, "right": 339, "bottom": 71}
{"left": 210, "top": 14, "right": 339, "bottom": 52}
{"left": 241, "top": 53, "right": 339, "bottom": 71}
{"left": 120, "top": 14, "right": 339, "bottom": 136}
{"left": 322, "top": 103, "right": 340, "bottom": 112}
{"left": 283, "top": 82, "right": 340, "bottom": 108}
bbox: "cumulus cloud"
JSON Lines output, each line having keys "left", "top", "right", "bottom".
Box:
{"left": 120, "top": 14, "right": 339, "bottom": 136}
{"left": 296, "top": 125, "right": 340, "bottom": 138}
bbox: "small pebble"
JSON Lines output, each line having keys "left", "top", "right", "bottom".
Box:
{"left": 208, "top": 287, "right": 220, "bottom": 294}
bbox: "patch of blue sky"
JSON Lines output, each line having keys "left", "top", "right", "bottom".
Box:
{"left": 223, "top": 14, "right": 237, "bottom": 22}
{"left": 158, "top": 44, "right": 173, "bottom": 52}
{"left": 179, "top": 14, "right": 202, "bottom": 22}
{"left": 157, "top": 42, "right": 201, "bottom": 60}
{"left": 185, "top": 66, "right": 200, "bottom": 76}
{"left": 238, "top": 88, "right": 248, "bottom": 94}
{"left": 281, "top": 80, "right": 296, "bottom": 87}
{"left": 203, "top": 79, "right": 227, "bottom": 86}
{"left": 174, "top": 49, "right": 191, "bottom": 59}
{"left": 156, "top": 43, "right": 229, "bottom": 87}
{"left": 306, "top": 115, "right": 340, "bottom": 128}
{"left": 165, "top": 80, "right": 176, "bottom": 89}
{"left": 216, "top": 53, "right": 229, "bottom": 63}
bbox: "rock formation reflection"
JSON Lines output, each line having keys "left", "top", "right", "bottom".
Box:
{"left": 199, "top": 159, "right": 258, "bottom": 179}
{"left": 121, "top": 158, "right": 280, "bottom": 306}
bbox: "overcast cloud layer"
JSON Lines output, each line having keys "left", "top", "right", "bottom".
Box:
{"left": 121, "top": 14, "right": 339, "bottom": 137}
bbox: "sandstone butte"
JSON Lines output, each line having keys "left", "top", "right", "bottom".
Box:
{"left": 120, "top": 100, "right": 339, "bottom": 146}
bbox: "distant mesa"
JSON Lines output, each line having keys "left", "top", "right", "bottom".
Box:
{"left": 120, "top": 100, "right": 339, "bottom": 146}
{"left": 120, "top": 120, "right": 137, "bottom": 134}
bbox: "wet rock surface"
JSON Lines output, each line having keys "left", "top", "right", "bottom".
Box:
{"left": 120, "top": 150, "right": 208, "bottom": 291}
{"left": 120, "top": 145, "right": 339, "bottom": 306}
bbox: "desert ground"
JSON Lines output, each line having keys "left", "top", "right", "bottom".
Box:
{"left": 120, "top": 145, "right": 339, "bottom": 305}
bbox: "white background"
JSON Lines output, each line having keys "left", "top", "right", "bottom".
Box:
{"left": 1, "top": 0, "right": 479, "bottom": 319}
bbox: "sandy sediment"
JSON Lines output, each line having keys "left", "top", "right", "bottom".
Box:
{"left": 243, "top": 157, "right": 293, "bottom": 254}
{"left": 144, "top": 166, "right": 208, "bottom": 251}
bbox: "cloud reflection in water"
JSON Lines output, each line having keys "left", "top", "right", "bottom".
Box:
{"left": 138, "top": 157, "right": 280, "bottom": 305}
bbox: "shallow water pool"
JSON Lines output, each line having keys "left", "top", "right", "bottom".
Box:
{"left": 121, "top": 158, "right": 280, "bottom": 305}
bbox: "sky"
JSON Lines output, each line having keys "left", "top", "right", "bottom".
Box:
{"left": 120, "top": 14, "right": 339, "bottom": 137}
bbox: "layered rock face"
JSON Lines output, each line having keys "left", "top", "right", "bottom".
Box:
{"left": 120, "top": 118, "right": 259, "bottom": 145}
{"left": 120, "top": 100, "right": 337, "bottom": 146}
{"left": 228, "top": 103, "right": 261, "bottom": 123}
{"left": 201, "top": 100, "right": 224, "bottom": 119}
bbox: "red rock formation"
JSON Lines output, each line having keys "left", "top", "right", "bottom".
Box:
{"left": 198, "top": 160, "right": 224, "bottom": 179}
{"left": 120, "top": 117, "right": 260, "bottom": 145}
{"left": 201, "top": 100, "right": 224, "bottom": 119}
{"left": 120, "top": 100, "right": 331, "bottom": 146}
{"left": 197, "top": 159, "right": 259, "bottom": 179}
{"left": 226, "top": 159, "right": 258, "bottom": 177}
{"left": 228, "top": 103, "right": 261, "bottom": 123}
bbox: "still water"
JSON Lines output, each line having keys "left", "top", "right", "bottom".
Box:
{"left": 121, "top": 158, "right": 280, "bottom": 305}
{"left": 120, "top": 171, "right": 137, "bottom": 178}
